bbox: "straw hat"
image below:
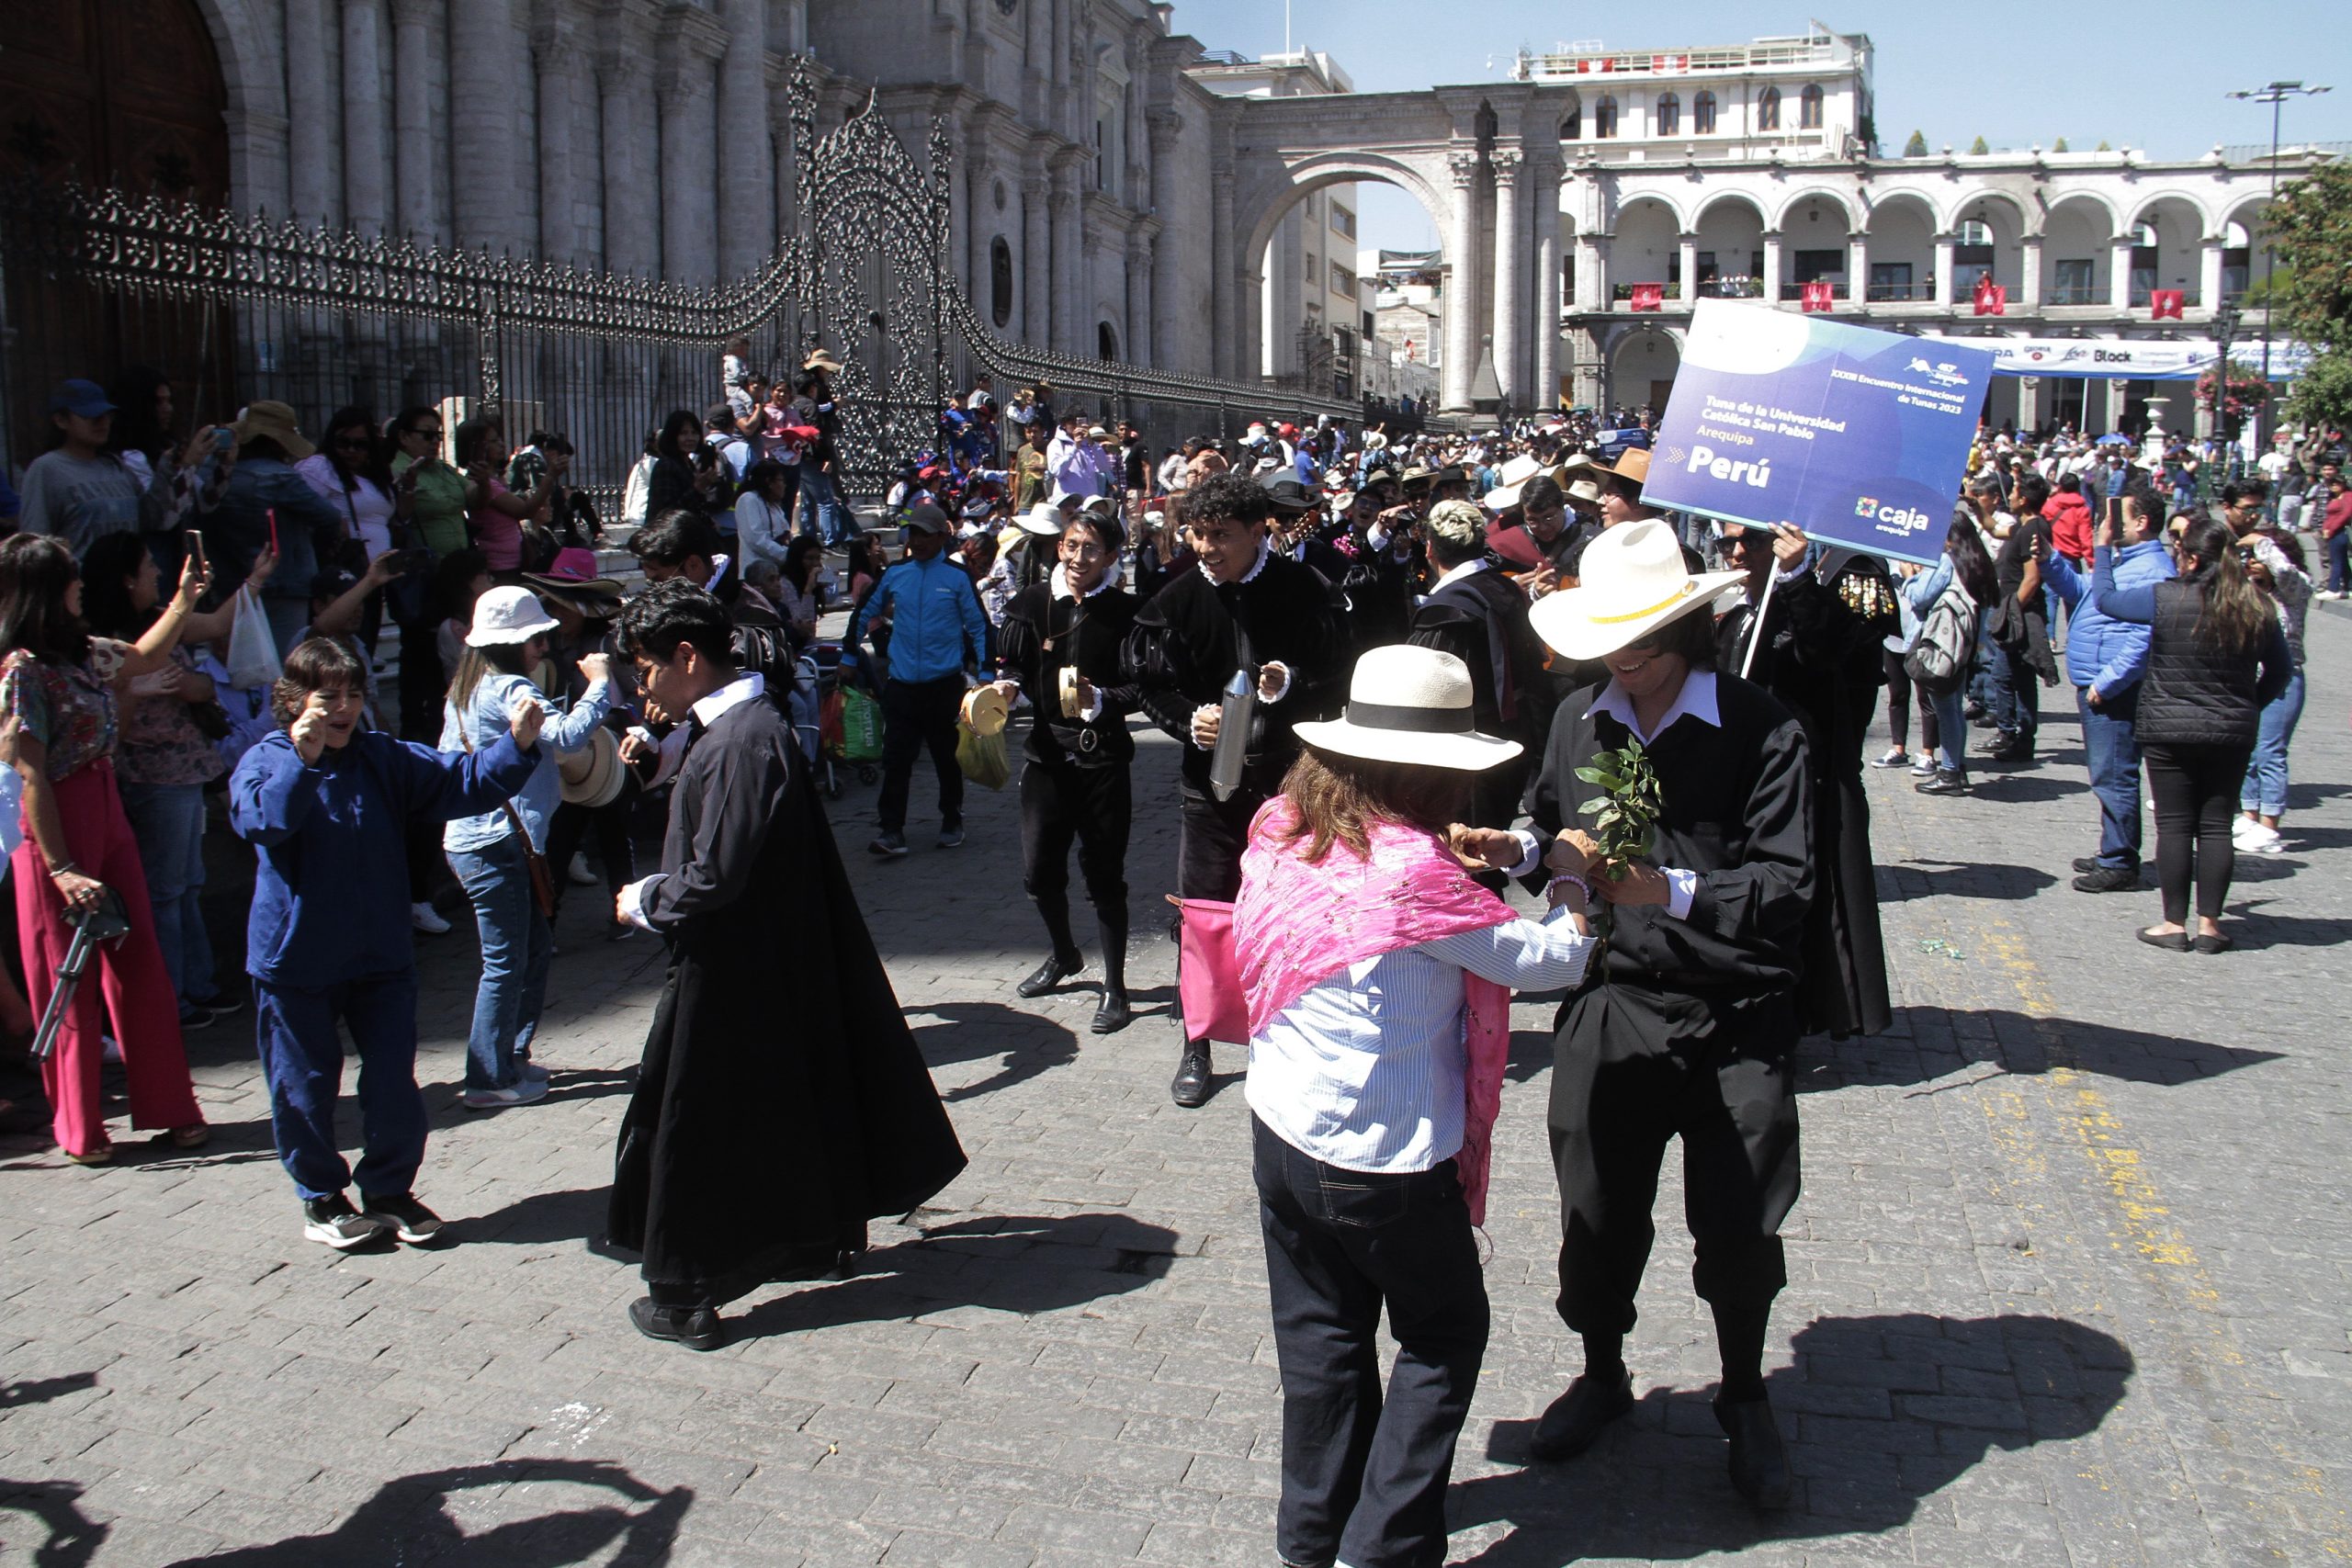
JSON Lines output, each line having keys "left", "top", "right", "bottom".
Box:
{"left": 1527, "top": 517, "right": 1744, "bottom": 663}
{"left": 1293, "top": 646, "right": 1522, "bottom": 773}
{"left": 1588, "top": 446, "right": 1654, "bottom": 489}
{"left": 1015, "top": 501, "right": 1068, "bottom": 536}
{"left": 231, "top": 400, "right": 314, "bottom": 463}
{"left": 802, "top": 348, "right": 844, "bottom": 373}
{"left": 557, "top": 727, "right": 627, "bottom": 808}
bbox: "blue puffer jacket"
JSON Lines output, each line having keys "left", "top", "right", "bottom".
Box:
{"left": 2043, "top": 539, "right": 2177, "bottom": 698}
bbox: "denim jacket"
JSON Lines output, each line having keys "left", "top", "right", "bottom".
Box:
{"left": 438, "top": 671, "right": 614, "bottom": 853}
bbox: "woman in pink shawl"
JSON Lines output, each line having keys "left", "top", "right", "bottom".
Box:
{"left": 1232, "top": 644, "right": 1597, "bottom": 1568}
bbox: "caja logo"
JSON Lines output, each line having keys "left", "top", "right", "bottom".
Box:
{"left": 1855, "top": 495, "right": 1933, "bottom": 535}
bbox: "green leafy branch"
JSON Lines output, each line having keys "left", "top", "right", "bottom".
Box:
{"left": 1575, "top": 739, "right": 1664, "bottom": 938}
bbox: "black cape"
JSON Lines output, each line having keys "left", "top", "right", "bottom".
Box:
{"left": 1715, "top": 561, "right": 1895, "bottom": 1039}
{"left": 607, "top": 690, "right": 967, "bottom": 1304}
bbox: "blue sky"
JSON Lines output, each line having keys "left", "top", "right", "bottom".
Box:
{"left": 1169, "top": 0, "right": 2352, "bottom": 252}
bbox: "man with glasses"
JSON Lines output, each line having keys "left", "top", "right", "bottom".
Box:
{"left": 985, "top": 511, "right": 1142, "bottom": 1034}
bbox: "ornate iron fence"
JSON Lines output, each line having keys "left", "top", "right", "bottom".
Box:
{"left": 0, "top": 60, "right": 1350, "bottom": 501}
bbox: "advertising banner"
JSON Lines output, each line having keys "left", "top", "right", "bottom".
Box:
{"left": 1645, "top": 300, "right": 1994, "bottom": 566}
{"left": 1933, "top": 335, "right": 2317, "bottom": 382}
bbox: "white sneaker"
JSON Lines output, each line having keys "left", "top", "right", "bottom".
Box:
{"left": 462, "top": 1077, "right": 550, "bottom": 1111}
{"left": 2253, "top": 834, "right": 2286, "bottom": 854}
{"left": 568, "top": 853, "right": 599, "bottom": 887}
{"left": 412, "top": 901, "right": 452, "bottom": 935}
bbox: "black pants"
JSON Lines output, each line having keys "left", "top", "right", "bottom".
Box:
{"left": 1021, "top": 756, "right": 1129, "bottom": 918}
{"left": 1882, "top": 647, "right": 1914, "bottom": 751}
{"left": 876, "top": 676, "right": 966, "bottom": 833}
{"left": 1549, "top": 987, "right": 1802, "bottom": 1336}
{"left": 547, "top": 788, "right": 639, "bottom": 914}
{"left": 1253, "top": 1117, "right": 1487, "bottom": 1568}
{"left": 2143, "top": 741, "right": 2254, "bottom": 925}
{"left": 1990, "top": 639, "right": 2041, "bottom": 752}
{"left": 396, "top": 614, "right": 445, "bottom": 743}
{"left": 1176, "top": 779, "right": 1265, "bottom": 901}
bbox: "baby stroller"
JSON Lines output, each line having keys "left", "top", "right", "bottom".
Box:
{"left": 808, "top": 640, "right": 882, "bottom": 796}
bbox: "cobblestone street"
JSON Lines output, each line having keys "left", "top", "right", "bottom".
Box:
{"left": 3, "top": 607, "right": 2348, "bottom": 1568}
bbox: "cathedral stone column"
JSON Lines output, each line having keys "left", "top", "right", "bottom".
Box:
{"left": 1532, "top": 155, "right": 1564, "bottom": 411}
{"left": 716, "top": 0, "right": 774, "bottom": 280}
{"left": 1442, "top": 151, "right": 1481, "bottom": 412}
{"left": 1491, "top": 149, "right": 1524, "bottom": 407}
{"left": 1148, "top": 108, "right": 1182, "bottom": 371}
{"left": 657, "top": 24, "right": 727, "bottom": 286}
{"left": 1022, "top": 154, "right": 1052, "bottom": 347}
{"left": 450, "top": 0, "right": 518, "bottom": 254}
{"left": 599, "top": 6, "right": 659, "bottom": 277}
{"left": 531, "top": 27, "right": 584, "bottom": 262}
{"left": 285, "top": 0, "right": 334, "bottom": 227}
{"left": 341, "top": 0, "right": 389, "bottom": 235}
{"left": 390, "top": 0, "right": 440, "bottom": 243}
{"left": 1049, "top": 151, "right": 1084, "bottom": 355}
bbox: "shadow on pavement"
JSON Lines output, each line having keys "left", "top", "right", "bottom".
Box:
{"left": 1957, "top": 773, "right": 2081, "bottom": 805}
{"left": 1799, "top": 1007, "right": 2280, "bottom": 1093}
{"left": 1877, "top": 860, "right": 2059, "bottom": 902}
{"left": 1450, "top": 1312, "right": 2131, "bottom": 1565}
{"left": 0, "top": 1371, "right": 96, "bottom": 1409}
{"left": 158, "top": 1458, "right": 690, "bottom": 1567}
{"left": 0, "top": 1478, "right": 107, "bottom": 1567}
{"left": 733, "top": 1211, "right": 1180, "bottom": 1338}
{"left": 2213, "top": 902, "right": 2352, "bottom": 949}
{"left": 908, "top": 1000, "right": 1080, "bottom": 1103}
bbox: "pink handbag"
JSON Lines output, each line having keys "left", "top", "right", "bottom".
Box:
{"left": 1173, "top": 897, "right": 1249, "bottom": 1046}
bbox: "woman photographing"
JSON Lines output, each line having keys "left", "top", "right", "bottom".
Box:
{"left": 2093, "top": 508, "right": 2290, "bottom": 953}
{"left": 0, "top": 535, "right": 214, "bottom": 1163}
{"left": 1232, "top": 644, "right": 1596, "bottom": 1568}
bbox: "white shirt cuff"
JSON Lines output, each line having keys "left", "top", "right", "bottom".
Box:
{"left": 1079, "top": 689, "right": 1104, "bottom": 722}
{"left": 1664, "top": 867, "right": 1700, "bottom": 921}
{"left": 1260, "top": 664, "right": 1292, "bottom": 704}
{"left": 618, "top": 874, "right": 664, "bottom": 931}
{"left": 1505, "top": 829, "right": 1544, "bottom": 880}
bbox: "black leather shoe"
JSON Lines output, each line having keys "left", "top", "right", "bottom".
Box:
{"left": 1091, "top": 987, "right": 1133, "bottom": 1035}
{"left": 1017, "top": 953, "right": 1084, "bottom": 998}
{"left": 2073, "top": 865, "right": 2143, "bottom": 893}
{"left": 2072, "top": 856, "right": 2100, "bottom": 874}
{"left": 628, "top": 1296, "right": 725, "bottom": 1351}
{"left": 1170, "top": 1043, "right": 1213, "bottom": 1108}
{"left": 1715, "top": 1393, "right": 1792, "bottom": 1508}
{"left": 1527, "top": 1367, "right": 1634, "bottom": 1462}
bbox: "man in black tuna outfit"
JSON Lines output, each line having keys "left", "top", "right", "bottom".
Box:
{"left": 607, "top": 582, "right": 967, "bottom": 1350}
{"left": 986, "top": 509, "right": 1142, "bottom": 1034}
{"left": 1457, "top": 517, "right": 1815, "bottom": 1508}
{"left": 1127, "top": 473, "right": 1345, "bottom": 1107}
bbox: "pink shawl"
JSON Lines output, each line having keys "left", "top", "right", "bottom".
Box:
{"left": 1233, "top": 800, "right": 1517, "bottom": 1224}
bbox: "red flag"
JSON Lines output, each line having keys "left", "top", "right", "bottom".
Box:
{"left": 1801, "top": 281, "right": 1834, "bottom": 313}
{"left": 2150, "top": 289, "right": 2185, "bottom": 321}
{"left": 1973, "top": 277, "right": 2007, "bottom": 316}
{"left": 1630, "top": 282, "right": 1664, "bottom": 311}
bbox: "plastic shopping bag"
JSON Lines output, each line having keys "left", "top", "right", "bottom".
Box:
{"left": 955, "top": 722, "right": 1011, "bottom": 790}
{"left": 841, "top": 687, "right": 884, "bottom": 762}
{"left": 224, "top": 585, "right": 282, "bottom": 691}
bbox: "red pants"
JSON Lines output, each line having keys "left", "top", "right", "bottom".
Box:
{"left": 13, "top": 761, "right": 198, "bottom": 1156}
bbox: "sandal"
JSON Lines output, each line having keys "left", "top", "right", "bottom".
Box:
{"left": 170, "top": 1123, "right": 209, "bottom": 1149}
{"left": 62, "top": 1142, "right": 114, "bottom": 1166}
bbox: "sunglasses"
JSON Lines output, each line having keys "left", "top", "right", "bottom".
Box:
{"left": 406, "top": 425, "right": 442, "bottom": 439}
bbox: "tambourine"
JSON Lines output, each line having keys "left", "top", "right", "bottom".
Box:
{"left": 961, "top": 684, "right": 1010, "bottom": 736}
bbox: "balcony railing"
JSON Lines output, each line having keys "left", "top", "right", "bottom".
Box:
{"left": 2045, "top": 284, "right": 2102, "bottom": 306}
{"left": 1864, "top": 282, "right": 1938, "bottom": 302}
{"left": 1699, "top": 277, "right": 1764, "bottom": 299}
{"left": 1776, "top": 280, "right": 1849, "bottom": 301}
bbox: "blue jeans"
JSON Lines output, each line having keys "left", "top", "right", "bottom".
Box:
{"left": 2328, "top": 530, "right": 2350, "bottom": 595}
{"left": 1252, "top": 1116, "right": 1487, "bottom": 1568}
{"left": 1928, "top": 684, "right": 1968, "bottom": 773}
{"left": 797, "top": 465, "right": 850, "bottom": 546}
{"left": 117, "top": 779, "right": 217, "bottom": 1012}
{"left": 2079, "top": 685, "right": 2144, "bottom": 869}
{"left": 447, "top": 836, "right": 552, "bottom": 1090}
{"left": 1986, "top": 639, "right": 2039, "bottom": 751}
{"left": 2241, "top": 669, "right": 2305, "bottom": 818}
{"left": 254, "top": 974, "right": 425, "bottom": 1201}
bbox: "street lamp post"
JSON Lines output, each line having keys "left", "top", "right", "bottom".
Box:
{"left": 2226, "top": 80, "right": 2330, "bottom": 449}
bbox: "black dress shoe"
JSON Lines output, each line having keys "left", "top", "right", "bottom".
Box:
{"left": 628, "top": 1296, "right": 725, "bottom": 1351}
{"left": 1715, "top": 1393, "right": 1792, "bottom": 1508}
{"left": 1170, "top": 1043, "right": 1213, "bottom": 1108}
{"left": 1091, "top": 988, "right": 1133, "bottom": 1035}
{"left": 1017, "top": 952, "right": 1084, "bottom": 998}
{"left": 2072, "top": 865, "right": 2142, "bottom": 893}
{"left": 1527, "top": 1367, "right": 1634, "bottom": 1462}
{"left": 2137, "top": 927, "right": 2190, "bottom": 952}
{"left": 2193, "top": 932, "right": 2233, "bottom": 954}
{"left": 2072, "top": 856, "right": 2100, "bottom": 874}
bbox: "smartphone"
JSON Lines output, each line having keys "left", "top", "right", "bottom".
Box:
{"left": 212, "top": 428, "right": 233, "bottom": 455}
{"left": 184, "top": 531, "right": 207, "bottom": 577}
{"left": 2104, "top": 496, "right": 2125, "bottom": 531}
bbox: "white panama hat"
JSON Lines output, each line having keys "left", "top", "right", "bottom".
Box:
{"left": 1527, "top": 517, "right": 1746, "bottom": 663}
{"left": 1292, "top": 646, "right": 1523, "bottom": 773}
{"left": 1481, "top": 452, "right": 1551, "bottom": 513}
{"left": 465, "top": 585, "right": 561, "bottom": 648}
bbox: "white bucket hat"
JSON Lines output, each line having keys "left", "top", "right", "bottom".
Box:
{"left": 1016, "top": 501, "right": 1069, "bottom": 536}
{"left": 1292, "top": 646, "right": 1522, "bottom": 773}
{"left": 465, "top": 586, "right": 560, "bottom": 648}
{"left": 1481, "top": 453, "right": 1550, "bottom": 513}
{"left": 1528, "top": 518, "right": 1745, "bottom": 663}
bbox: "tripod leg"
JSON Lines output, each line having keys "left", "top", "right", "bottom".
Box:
{"left": 29, "top": 929, "right": 96, "bottom": 1064}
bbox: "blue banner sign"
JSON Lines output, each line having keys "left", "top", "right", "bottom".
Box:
{"left": 1644, "top": 300, "right": 1995, "bottom": 565}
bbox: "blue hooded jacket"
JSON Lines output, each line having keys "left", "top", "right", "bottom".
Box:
{"left": 2043, "top": 539, "right": 2177, "bottom": 698}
